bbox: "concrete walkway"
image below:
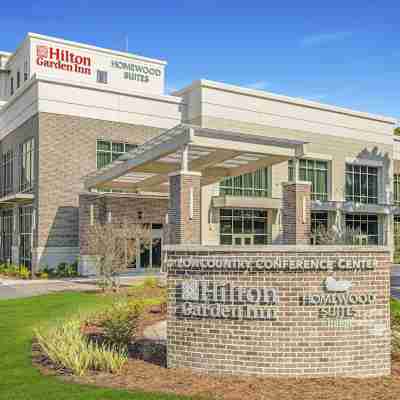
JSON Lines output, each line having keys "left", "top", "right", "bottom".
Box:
{"left": 1, "top": 267, "right": 400, "bottom": 301}
{"left": 0, "top": 273, "right": 160, "bottom": 300}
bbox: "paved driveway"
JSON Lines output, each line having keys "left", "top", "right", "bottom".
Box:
{"left": 0, "top": 274, "right": 160, "bottom": 300}
{"left": 0, "top": 279, "right": 97, "bottom": 300}
{"left": 1, "top": 269, "right": 400, "bottom": 301}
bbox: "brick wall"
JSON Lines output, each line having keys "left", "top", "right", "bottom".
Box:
{"left": 168, "top": 172, "right": 201, "bottom": 245}
{"left": 166, "top": 246, "right": 391, "bottom": 377}
{"left": 79, "top": 192, "right": 168, "bottom": 255}
{"left": 282, "top": 182, "right": 311, "bottom": 244}
{"left": 37, "top": 112, "right": 163, "bottom": 250}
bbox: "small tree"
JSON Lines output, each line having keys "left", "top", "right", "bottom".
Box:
{"left": 395, "top": 127, "right": 400, "bottom": 137}
{"left": 312, "top": 225, "right": 363, "bottom": 245}
{"left": 88, "top": 221, "right": 151, "bottom": 291}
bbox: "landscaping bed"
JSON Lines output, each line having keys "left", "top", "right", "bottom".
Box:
{"left": 32, "top": 286, "right": 400, "bottom": 400}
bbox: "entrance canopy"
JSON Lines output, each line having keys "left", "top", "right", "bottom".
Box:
{"left": 84, "top": 124, "right": 309, "bottom": 193}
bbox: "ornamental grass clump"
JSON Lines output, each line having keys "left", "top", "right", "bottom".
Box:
{"left": 35, "top": 318, "right": 127, "bottom": 376}
{"left": 97, "top": 299, "right": 143, "bottom": 346}
{"left": 393, "top": 313, "right": 400, "bottom": 354}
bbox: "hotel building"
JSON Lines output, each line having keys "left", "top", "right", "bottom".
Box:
{"left": 0, "top": 33, "right": 398, "bottom": 274}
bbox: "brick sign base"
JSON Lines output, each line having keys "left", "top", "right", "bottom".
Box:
{"left": 165, "top": 246, "right": 391, "bottom": 377}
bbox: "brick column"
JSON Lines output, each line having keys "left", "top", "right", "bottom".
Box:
{"left": 168, "top": 172, "right": 201, "bottom": 245}
{"left": 11, "top": 205, "right": 19, "bottom": 265}
{"left": 281, "top": 181, "right": 311, "bottom": 245}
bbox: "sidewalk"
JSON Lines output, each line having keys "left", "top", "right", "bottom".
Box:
{"left": 0, "top": 272, "right": 160, "bottom": 300}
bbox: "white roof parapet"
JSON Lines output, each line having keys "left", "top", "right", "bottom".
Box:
{"left": 83, "top": 123, "right": 309, "bottom": 192}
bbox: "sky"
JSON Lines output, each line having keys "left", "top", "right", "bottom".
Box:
{"left": 1, "top": 1, "right": 399, "bottom": 120}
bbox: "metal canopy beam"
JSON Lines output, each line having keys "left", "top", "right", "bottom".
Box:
{"left": 84, "top": 124, "right": 309, "bottom": 192}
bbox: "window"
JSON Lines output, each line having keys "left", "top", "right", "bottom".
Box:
{"left": 220, "top": 208, "right": 269, "bottom": 245}
{"left": 97, "top": 70, "right": 108, "bottom": 84}
{"left": 220, "top": 168, "right": 269, "bottom": 197}
{"left": 345, "top": 214, "right": 378, "bottom": 245}
{"left": 394, "top": 175, "right": 400, "bottom": 206}
{"left": 394, "top": 215, "right": 400, "bottom": 256}
{"left": 288, "top": 160, "right": 294, "bottom": 181}
{"left": 16, "top": 71, "right": 20, "bottom": 89}
{"left": 0, "top": 209, "right": 13, "bottom": 263}
{"left": 19, "top": 138, "right": 35, "bottom": 193}
{"left": 345, "top": 164, "right": 378, "bottom": 204}
{"left": 19, "top": 205, "right": 33, "bottom": 269}
{"left": 1, "top": 150, "right": 14, "bottom": 196}
{"left": 24, "top": 61, "right": 28, "bottom": 81}
{"left": 311, "top": 211, "right": 328, "bottom": 244}
{"left": 96, "top": 139, "right": 137, "bottom": 169}
{"left": 10, "top": 77, "right": 14, "bottom": 96}
{"left": 288, "top": 159, "right": 328, "bottom": 201}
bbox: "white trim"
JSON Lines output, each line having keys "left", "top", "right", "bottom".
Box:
{"left": 175, "top": 80, "right": 397, "bottom": 125}
{"left": 164, "top": 244, "right": 390, "bottom": 252}
{"left": 345, "top": 157, "right": 384, "bottom": 167}
{"left": 302, "top": 152, "right": 333, "bottom": 161}
{"left": 168, "top": 171, "right": 202, "bottom": 177}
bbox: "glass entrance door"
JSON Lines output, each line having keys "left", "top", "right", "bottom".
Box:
{"left": 127, "top": 225, "right": 163, "bottom": 270}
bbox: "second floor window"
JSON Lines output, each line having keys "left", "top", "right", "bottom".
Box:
{"left": 19, "top": 138, "right": 35, "bottom": 193}
{"left": 97, "top": 70, "right": 108, "bottom": 84}
{"left": 10, "top": 77, "right": 14, "bottom": 96}
{"left": 220, "top": 167, "right": 269, "bottom": 197}
{"left": 24, "top": 61, "right": 28, "bottom": 81}
{"left": 345, "top": 164, "right": 378, "bottom": 204}
{"left": 96, "top": 139, "right": 137, "bottom": 169}
{"left": 288, "top": 159, "right": 328, "bottom": 201}
{"left": 17, "top": 71, "right": 21, "bottom": 89}
{"left": 1, "top": 150, "right": 14, "bottom": 196}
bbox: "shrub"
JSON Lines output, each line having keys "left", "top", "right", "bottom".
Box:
{"left": 66, "top": 261, "right": 79, "bottom": 277}
{"left": 39, "top": 271, "right": 49, "bottom": 279}
{"left": 0, "top": 264, "right": 6, "bottom": 275}
{"left": 56, "top": 262, "right": 68, "bottom": 276}
{"left": 393, "top": 313, "right": 400, "bottom": 354}
{"left": 97, "top": 299, "right": 143, "bottom": 346}
{"left": 35, "top": 318, "right": 127, "bottom": 376}
{"left": 18, "top": 266, "right": 31, "bottom": 279}
{"left": 0, "top": 264, "right": 20, "bottom": 278}
{"left": 143, "top": 276, "right": 159, "bottom": 289}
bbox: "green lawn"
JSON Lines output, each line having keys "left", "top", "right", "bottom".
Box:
{"left": 0, "top": 292, "right": 184, "bottom": 400}
{"left": 392, "top": 298, "right": 400, "bottom": 316}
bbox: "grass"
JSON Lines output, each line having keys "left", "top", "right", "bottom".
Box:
{"left": 2, "top": 290, "right": 399, "bottom": 400}
{"left": 392, "top": 298, "right": 400, "bottom": 317}
{"left": 0, "top": 291, "right": 185, "bottom": 400}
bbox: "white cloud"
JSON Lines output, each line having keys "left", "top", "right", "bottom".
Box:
{"left": 245, "top": 80, "right": 270, "bottom": 90}
{"left": 300, "top": 31, "right": 352, "bottom": 47}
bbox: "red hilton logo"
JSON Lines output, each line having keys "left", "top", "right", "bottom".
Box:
{"left": 36, "top": 45, "right": 92, "bottom": 75}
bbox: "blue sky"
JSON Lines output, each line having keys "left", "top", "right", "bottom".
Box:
{"left": 1, "top": 1, "right": 399, "bottom": 120}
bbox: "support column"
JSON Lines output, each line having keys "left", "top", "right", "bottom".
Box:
{"left": 11, "top": 205, "right": 19, "bottom": 264}
{"left": 168, "top": 171, "right": 201, "bottom": 245}
{"left": 281, "top": 181, "right": 312, "bottom": 245}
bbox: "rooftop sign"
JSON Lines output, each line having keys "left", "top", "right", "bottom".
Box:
{"left": 36, "top": 45, "right": 92, "bottom": 75}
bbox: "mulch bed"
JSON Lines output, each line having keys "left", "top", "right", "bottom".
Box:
{"left": 32, "top": 292, "right": 400, "bottom": 400}
{"left": 36, "top": 354, "right": 400, "bottom": 400}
